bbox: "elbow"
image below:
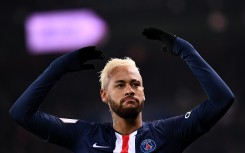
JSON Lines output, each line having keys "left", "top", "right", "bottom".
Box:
{"left": 227, "top": 92, "right": 235, "bottom": 105}
{"left": 222, "top": 91, "right": 235, "bottom": 109}
{"left": 9, "top": 103, "right": 28, "bottom": 124}
{"left": 9, "top": 104, "right": 19, "bottom": 122}
{"left": 226, "top": 88, "right": 235, "bottom": 103}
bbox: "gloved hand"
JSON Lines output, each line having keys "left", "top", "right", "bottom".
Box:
{"left": 142, "top": 27, "right": 178, "bottom": 55}
{"left": 50, "top": 46, "right": 105, "bottom": 72}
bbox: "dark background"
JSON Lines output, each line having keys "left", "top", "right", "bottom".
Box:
{"left": 1, "top": 0, "right": 244, "bottom": 152}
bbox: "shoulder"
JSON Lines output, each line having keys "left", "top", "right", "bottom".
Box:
{"left": 143, "top": 116, "right": 182, "bottom": 126}
{"left": 74, "top": 120, "right": 113, "bottom": 133}
{"left": 142, "top": 115, "right": 188, "bottom": 132}
{"left": 58, "top": 118, "right": 113, "bottom": 131}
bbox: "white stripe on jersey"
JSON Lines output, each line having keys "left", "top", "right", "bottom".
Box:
{"left": 59, "top": 118, "right": 78, "bottom": 123}
{"left": 113, "top": 131, "right": 137, "bottom": 153}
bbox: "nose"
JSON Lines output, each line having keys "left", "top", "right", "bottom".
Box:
{"left": 125, "top": 84, "right": 135, "bottom": 96}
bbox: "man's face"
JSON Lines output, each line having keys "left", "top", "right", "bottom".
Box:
{"left": 101, "top": 65, "right": 145, "bottom": 119}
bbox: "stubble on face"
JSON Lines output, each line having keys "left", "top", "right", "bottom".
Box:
{"left": 108, "top": 95, "right": 144, "bottom": 119}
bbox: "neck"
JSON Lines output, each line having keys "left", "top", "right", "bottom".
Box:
{"left": 112, "top": 112, "right": 142, "bottom": 135}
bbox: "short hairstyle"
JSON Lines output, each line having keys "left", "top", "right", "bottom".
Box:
{"left": 99, "top": 57, "right": 140, "bottom": 89}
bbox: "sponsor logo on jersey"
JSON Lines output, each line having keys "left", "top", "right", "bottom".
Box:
{"left": 140, "top": 139, "right": 156, "bottom": 152}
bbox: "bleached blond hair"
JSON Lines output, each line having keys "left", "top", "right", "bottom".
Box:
{"left": 99, "top": 57, "right": 140, "bottom": 89}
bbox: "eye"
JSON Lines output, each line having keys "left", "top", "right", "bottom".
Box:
{"left": 131, "top": 82, "right": 140, "bottom": 88}
{"left": 116, "top": 84, "right": 124, "bottom": 88}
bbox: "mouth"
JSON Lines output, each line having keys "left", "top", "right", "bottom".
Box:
{"left": 122, "top": 97, "right": 138, "bottom": 105}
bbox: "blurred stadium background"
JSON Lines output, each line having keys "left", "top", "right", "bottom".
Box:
{"left": 1, "top": 0, "right": 244, "bottom": 152}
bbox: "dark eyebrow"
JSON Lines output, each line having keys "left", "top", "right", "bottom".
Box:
{"left": 131, "top": 79, "right": 140, "bottom": 83}
{"left": 131, "top": 79, "right": 142, "bottom": 86}
{"left": 114, "top": 80, "right": 125, "bottom": 84}
{"left": 114, "top": 79, "right": 140, "bottom": 84}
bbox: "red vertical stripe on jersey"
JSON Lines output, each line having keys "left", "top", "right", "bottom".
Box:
{"left": 121, "top": 135, "right": 129, "bottom": 153}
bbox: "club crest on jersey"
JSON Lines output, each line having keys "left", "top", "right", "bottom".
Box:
{"left": 140, "top": 139, "right": 156, "bottom": 152}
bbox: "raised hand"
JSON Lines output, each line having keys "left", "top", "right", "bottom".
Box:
{"left": 142, "top": 27, "right": 177, "bottom": 55}
{"left": 50, "top": 46, "right": 105, "bottom": 72}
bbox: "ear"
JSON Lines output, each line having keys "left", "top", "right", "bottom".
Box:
{"left": 100, "top": 89, "right": 108, "bottom": 104}
{"left": 142, "top": 87, "right": 145, "bottom": 101}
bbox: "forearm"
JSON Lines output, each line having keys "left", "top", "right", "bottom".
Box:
{"left": 174, "top": 37, "right": 234, "bottom": 129}
{"left": 9, "top": 49, "right": 89, "bottom": 124}
{"left": 9, "top": 64, "right": 65, "bottom": 126}
{"left": 9, "top": 47, "right": 104, "bottom": 141}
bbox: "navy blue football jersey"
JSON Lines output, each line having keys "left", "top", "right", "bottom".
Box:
{"left": 9, "top": 37, "right": 234, "bottom": 153}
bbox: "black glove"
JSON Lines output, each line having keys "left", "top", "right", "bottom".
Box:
{"left": 50, "top": 46, "right": 105, "bottom": 72}
{"left": 142, "top": 27, "right": 178, "bottom": 55}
